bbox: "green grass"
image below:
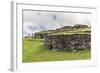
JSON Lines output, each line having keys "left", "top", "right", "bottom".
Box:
{"left": 23, "top": 38, "right": 91, "bottom": 62}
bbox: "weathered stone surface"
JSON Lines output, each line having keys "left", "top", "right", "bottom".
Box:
{"left": 44, "top": 34, "right": 91, "bottom": 51}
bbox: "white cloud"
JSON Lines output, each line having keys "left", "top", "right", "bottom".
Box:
{"left": 23, "top": 11, "right": 91, "bottom": 36}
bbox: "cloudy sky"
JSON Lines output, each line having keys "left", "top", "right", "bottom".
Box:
{"left": 23, "top": 10, "right": 91, "bottom": 36}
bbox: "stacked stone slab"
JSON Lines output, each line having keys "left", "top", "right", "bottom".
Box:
{"left": 44, "top": 34, "right": 91, "bottom": 51}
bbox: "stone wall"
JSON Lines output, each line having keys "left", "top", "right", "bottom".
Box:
{"left": 44, "top": 34, "right": 91, "bottom": 51}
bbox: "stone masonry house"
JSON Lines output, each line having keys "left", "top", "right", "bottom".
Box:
{"left": 34, "top": 24, "right": 91, "bottom": 51}
{"left": 44, "top": 34, "right": 91, "bottom": 51}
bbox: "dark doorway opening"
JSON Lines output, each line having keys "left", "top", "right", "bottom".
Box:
{"left": 50, "top": 45, "right": 53, "bottom": 49}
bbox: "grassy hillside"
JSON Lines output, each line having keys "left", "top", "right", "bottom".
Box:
{"left": 36, "top": 27, "right": 91, "bottom": 36}
{"left": 23, "top": 38, "right": 91, "bottom": 62}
